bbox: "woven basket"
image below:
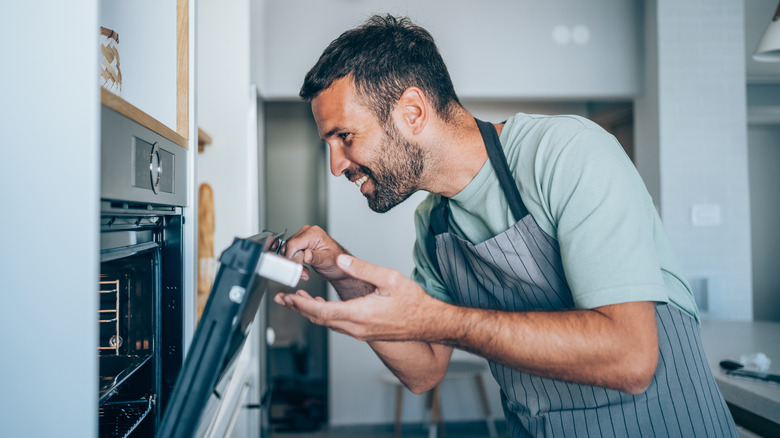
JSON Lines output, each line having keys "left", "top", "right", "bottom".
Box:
{"left": 99, "top": 27, "right": 122, "bottom": 93}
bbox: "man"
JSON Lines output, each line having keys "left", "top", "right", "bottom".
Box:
{"left": 274, "top": 14, "right": 737, "bottom": 437}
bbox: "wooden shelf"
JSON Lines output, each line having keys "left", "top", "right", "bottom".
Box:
{"left": 101, "top": 88, "right": 188, "bottom": 149}
{"left": 197, "top": 127, "right": 212, "bottom": 152}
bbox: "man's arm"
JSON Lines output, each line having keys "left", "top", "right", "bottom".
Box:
{"left": 279, "top": 226, "right": 454, "bottom": 393}
{"left": 276, "top": 254, "right": 659, "bottom": 395}
{"left": 440, "top": 300, "right": 658, "bottom": 395}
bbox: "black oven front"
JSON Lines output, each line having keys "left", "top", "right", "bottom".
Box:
{"left": 99, "top": 105, "right": 188, "bottom": 437}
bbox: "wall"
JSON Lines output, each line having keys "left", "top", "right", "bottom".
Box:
{"left": 198, "top": 0, "right": 259, "bottom": 255}
{"left": 99, "top": 0, "right": 178, "bottom": 130}
{"left": 198, "top": 0, "right": 264, "bottom": 435}
{"left": 635, "top": 0, "right": 752, "bottom": 320}
{"left": 0, "top": 1, "right": 99, "bottom": 436}
{"left": 260, "top": 0, "right": 642, "bottom": 100}
{"left": 747, "top": 124, "right": 780, "bottom": 322}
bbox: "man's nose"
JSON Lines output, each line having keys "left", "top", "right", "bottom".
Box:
{"left": 329, "top": 144, "right": 351, "bottom": 177}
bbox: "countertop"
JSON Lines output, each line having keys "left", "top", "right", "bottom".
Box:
{"left": 699, "top": 319, "right": 780, "bottom": 427}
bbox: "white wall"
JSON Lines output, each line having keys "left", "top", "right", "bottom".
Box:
{"left": 261, "top": 0, "right": 642, "bottom": 100}
{"left": 198, "top": 1, "right": 264, "bottom": 435}
{"left": 0, "top": 1, "right": 99, "bottom": 437}
{"left": 635, "top": 0, "right": 752, "bottom": 320}
{"left": 198, "top": 0, "right": 259, "bottom": 255}
{"left": 99, "top": 0, "right": 178, "bottom": 130}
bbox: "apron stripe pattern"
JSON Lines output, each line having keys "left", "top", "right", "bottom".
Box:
{"left": 427, "top": 118, "right": 737, "bottom": 437}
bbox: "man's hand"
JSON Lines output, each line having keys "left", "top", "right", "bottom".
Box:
{"left": 282, "top": 225, "right": 347, "bottom": 282}
{"left": 274, "top": 254, "right": 441, "bottom": 342}
{"left": 281, "top": 225, "right": 372, "bottom": 300}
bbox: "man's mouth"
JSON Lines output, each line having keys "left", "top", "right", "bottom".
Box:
{"left": 354, "top": 175, "right": 369, "bottom": 190}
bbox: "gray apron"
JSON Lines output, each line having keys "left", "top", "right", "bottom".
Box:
{"left": 426, "top": 119, "right": 738, "bottom": 437}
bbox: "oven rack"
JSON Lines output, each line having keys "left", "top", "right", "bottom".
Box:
{"left": 99, "top": 279, "right": 121, "bottom": 354}
{"left": 98, "top": 394, "right": 155, "bottom": 438}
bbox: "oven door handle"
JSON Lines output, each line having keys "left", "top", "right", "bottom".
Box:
{"left": 100, "top": 241, "right": 160, "bottom": 263}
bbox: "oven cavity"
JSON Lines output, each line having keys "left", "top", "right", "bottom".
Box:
{"left": 98, "top": 214, "right": 163, "bottom": 437}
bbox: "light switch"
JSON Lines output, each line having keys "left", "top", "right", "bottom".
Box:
{"left": 691, "top": 204, "right": 721, "bottom": 227}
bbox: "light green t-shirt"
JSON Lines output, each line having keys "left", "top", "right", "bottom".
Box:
{"left": 411, "top": 113, "right": 699, "bottom": 322}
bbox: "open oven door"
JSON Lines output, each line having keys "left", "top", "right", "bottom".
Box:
{"left": 157, "top": 231, "right": 300, "bottom": 438}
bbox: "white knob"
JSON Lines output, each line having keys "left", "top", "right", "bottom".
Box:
{"left": 256, "top": 252, "right": 302, "bottom": 287}
{"left": 266, "top": 327, "right": 276, "bottom": 345}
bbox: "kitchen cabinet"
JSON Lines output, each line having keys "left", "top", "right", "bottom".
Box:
{"left": 99, "top": 0, "right": 197, "bottom": 346}
{"left": 99, "top": 0, "right": 190, "bottom": 138}
{"left": 257, "top": 0, "right": 642, "bottom": 100}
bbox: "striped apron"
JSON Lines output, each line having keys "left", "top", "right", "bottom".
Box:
{"left": 426, "top": 119, "right": 738, "bottom": 437}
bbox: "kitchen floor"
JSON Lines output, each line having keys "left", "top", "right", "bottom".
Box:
{"left": 270, "top": 421, "right": 507, "bottom": 438}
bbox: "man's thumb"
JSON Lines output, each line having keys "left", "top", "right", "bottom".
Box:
{"left": 336, "top": 254, "right": 383, "bottom": 285}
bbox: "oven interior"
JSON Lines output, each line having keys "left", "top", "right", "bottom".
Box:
{"left": 98, "top": 211, "right": 179, "bottom": 438}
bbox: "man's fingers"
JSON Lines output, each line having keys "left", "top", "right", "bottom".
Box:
{"left": 274, "top": 291, "right": 351, "bottom": 328}
{"left": 300, "top": 266, "right": 310, "bottom": 281}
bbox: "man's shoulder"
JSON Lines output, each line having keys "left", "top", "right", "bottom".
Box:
{"left": 504, "top": 112, "right": 605, "bottom": 142}
{"left": 503, "top": 112, "right": 617, "bottom": 171}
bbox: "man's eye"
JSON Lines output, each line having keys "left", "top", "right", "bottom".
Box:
{"left": 339, "top": 133, "right": 351, "bottom": 141}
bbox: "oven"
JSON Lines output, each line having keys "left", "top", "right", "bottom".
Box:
{"left": 99, "top": 105, "right": 188, "bottom": 437}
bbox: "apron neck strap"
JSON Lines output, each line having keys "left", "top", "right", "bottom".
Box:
{"left": 475, "top": 118, "right": 529, "bottom": 221}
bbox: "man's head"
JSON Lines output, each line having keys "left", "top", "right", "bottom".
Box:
{"left": 301, "top": 15, "right": 462, "bottom": 213}
{"left": 299, "top": 14, "right": 461, "bottom": 125}
{"left": 310, "top": 75, "right": 428, "bottom": 213}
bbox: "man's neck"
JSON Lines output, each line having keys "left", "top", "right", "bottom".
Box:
{"left": 421, "top": 111, "right": 494, "bottom": 198}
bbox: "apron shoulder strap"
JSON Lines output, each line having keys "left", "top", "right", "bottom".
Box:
{"left": 475, "top": 118, "right": 529, "bottom": 221}
{"left": 426, "top": 196, "right": 449, "bottom": 279}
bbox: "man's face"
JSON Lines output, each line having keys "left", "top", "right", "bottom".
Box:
{"left": 312, "top": 77, "right": 424, "bottom": 213}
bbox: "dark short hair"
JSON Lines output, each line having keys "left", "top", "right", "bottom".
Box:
{"left": 299, "top": 14, "right": 461, "bottom": 123}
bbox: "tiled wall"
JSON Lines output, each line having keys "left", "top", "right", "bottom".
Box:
{"left": 636, "top": 0, "right": 752, "bottom": 320}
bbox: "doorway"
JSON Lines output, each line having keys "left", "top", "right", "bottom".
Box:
{"left": 264, "top": 101, "right": 330, "bottom": 431}
{"left": 747, "top": 122, "right": 780, "bottom": 322}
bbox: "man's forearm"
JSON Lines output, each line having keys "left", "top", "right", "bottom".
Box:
{"left": 423, "top": 300, "right": 659, "bottom": 395}
{"left": 368, "top": 340, "right": 453, "bottom": 394}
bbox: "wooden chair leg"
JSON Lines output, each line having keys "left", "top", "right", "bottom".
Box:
{"left": 394, "top": 385, "right": 403, "bottom": 438}
{"left": 475, "top": 374, "right": 497, "bottom": 438}
{"left": 428, "top": 385, "right": 443, "bottom": 438}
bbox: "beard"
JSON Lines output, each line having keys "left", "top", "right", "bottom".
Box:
{"left": 346, "top": 122, "right": 425, "bottom": 213}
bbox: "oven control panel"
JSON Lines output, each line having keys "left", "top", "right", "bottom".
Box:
{"left": 101, "top": 105, "right": 188, "bottom": 207}
{"left": 133, "top": 138, "right": 175, "bottom": 194}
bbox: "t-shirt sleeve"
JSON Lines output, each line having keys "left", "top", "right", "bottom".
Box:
{"left": 536, "top": 125, "right": 669, "bottom": 309}
{"left": 411, "top": 195, "right": 454, "bottom": 304}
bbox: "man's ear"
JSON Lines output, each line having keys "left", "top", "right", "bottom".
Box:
{"left": 397, "top": 87, "right": 428, "bottom": 135}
